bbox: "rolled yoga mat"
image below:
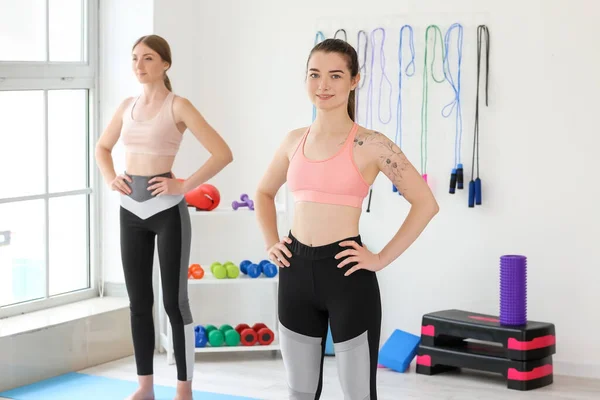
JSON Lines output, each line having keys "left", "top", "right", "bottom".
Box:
{"left": 500, "top": 255, "right": 527, "bottom": 326}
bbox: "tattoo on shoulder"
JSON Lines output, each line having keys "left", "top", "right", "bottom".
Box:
{"left": 355, "top": 130, "right": 410, "bottom": 192}
{"left": 352, "top": 130, "right": 379, "bottom": 147}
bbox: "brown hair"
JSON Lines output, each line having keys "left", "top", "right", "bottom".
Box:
{"left": 132, "top": 35, "right": 173, "bottom": 91}
{"left": 306, "top": 38, "right": 359, "bottom": 121}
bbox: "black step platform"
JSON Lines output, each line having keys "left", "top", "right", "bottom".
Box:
{"left": 420, "top": 309, "right": 556, "bottom": 361}
{"left": 416, "top": 309, "right": 555, "bottom": 391}
{"left": 416, "top": 343, "right": 553, "bottom": 391}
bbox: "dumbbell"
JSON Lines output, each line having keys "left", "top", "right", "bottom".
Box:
{"left": 239, "top": 260, "right": 261, "bottom": 278}
{"left": 258, "top": 260, "right": 278, "bottom": 278}
{"left": 188, "top": 263, "right": 204, "bottom": 280}
{"left": 211, "top": 261, "right": 239, "bottom": 279}
{"left": 194, "top": 325, "right": 207, "bottom": 348}
{"left": 240, "top": 260, "right": 278, "bottom": 278}
{"left": 223, "top": 261, "right": 239, "bottom": 278}
{"left": 205, "top": 324, "right": 241, "bottom": 347}
{"left": 235, "top": 323, "right": 275, "bottom": 346}
{"left": 232, "top": 193, "right": 255, "bottom": 211}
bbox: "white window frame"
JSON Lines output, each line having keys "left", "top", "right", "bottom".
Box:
{"left": 0, "top": 0, "right": 100, "bottom": 319}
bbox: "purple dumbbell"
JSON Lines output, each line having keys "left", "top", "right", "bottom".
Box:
{"left": 232, "top": 193, "right": 254, "bottom": 210}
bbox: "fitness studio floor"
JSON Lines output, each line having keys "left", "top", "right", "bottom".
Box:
{"left": 2, "top": 352, "right": 597, "bottom": 400}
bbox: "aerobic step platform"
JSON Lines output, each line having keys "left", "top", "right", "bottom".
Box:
{"left": 420, "top": 309, "right": 556, "bottom": 361}
{"left": 416, "top": 342, "right": 553, "bottom": 390}
{"left": 416, "top": 309, "right": 555, "bottom": 391}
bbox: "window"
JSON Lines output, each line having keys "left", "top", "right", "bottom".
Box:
{"left": 0, "top": 0, "right": 99, "bottom": 318}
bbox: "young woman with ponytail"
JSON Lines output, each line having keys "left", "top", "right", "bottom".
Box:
{"left": 95, "top": 34, "right": 233, "bottom": 400}
{"left": 255, "top": 38, "right": 439, "bottom": 399}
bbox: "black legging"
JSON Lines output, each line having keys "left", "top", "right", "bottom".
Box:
{"left": 278, "top": 232, "right": 382, "bottom": 400}
{"left": 119, "top": 172, "right": 194, "bottom": 382}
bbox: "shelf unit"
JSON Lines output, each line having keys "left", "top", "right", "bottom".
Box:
{"left": 156, "top": 195, "right": 287, "bottom": 364}
{"left": 188, "top": 274, "right": 279, "bottom": 285}
{"left": 158, "top": 275, "right": 279, "bottom": 362}
{"left": 192, "top": 342, "right": 280, "bottom": 354}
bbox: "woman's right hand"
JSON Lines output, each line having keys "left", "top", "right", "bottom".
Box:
{"left": 110, "top": 174, "right": 132, "bottom": 195}
{"left": 267, "top": 236, "right": 292, "bottom": 268}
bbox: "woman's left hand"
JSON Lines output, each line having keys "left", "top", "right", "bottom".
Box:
{"left": 147, "top": 177, "right": 186, "bottom": 196}
{"left": 335, "top": 240, "right": 385, "bottom": 276}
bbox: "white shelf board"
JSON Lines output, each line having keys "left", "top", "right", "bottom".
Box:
{"left": 188, "top": 203, "right": 286, "bottom": 216}
{"left": 194, "top": 341, "right": 280, "bottom": 353}
{"left": 160, "top": 333, "right": 279, "bottom": 354}
{"left": 187, "top": 274, "right": 278, "bottom": 285}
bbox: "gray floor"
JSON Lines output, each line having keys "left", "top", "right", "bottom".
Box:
{"left": 53, "top": 352, "right": 600, "bottom": 400}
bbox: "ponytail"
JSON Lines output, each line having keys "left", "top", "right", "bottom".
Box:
{"left": 164, "top": 73, "right": 172, "bottom": 91}
{"left": 347, "top": 89, "right": 356, "bottom": 121}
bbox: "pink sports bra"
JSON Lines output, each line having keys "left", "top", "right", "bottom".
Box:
{"left": 121, "top": 92, "right": 182, "bottom": 156}
{"left": 287, "top": 123, "right": 370, "bottom": 208}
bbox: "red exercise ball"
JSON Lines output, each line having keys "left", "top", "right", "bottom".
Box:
{"left": 185, "top": 184, "right": 221, "bottom": 211}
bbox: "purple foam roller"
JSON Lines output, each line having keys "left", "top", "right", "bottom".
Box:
{"left": 499, "top": 255, "right": 527, "bottom": 326}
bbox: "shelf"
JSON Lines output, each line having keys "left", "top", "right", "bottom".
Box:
{"left": 194, "top": 341, "right": 280, "bottom": 353}
{"left": 188, "top": 204, "right": 286, "bottom": 216}
{"left": 187, "top": 274, "right": 278, "bottom": 285}
{"left": 159, "top": 333, "right": 279, "bottom": 354}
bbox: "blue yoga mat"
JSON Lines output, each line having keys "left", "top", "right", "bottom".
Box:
{"left": 0, "top": 372, "right": 261, "bottom": 400}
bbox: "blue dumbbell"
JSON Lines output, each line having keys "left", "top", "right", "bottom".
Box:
{"left": 194, "top": 325, "right": 207, "bottom": 348}
{"left": 259, "top": 260, "right": 278, "bottom": 278}
{"left": 240, "top": 260, "right": 251, "bottom": 272}
{"left": 240, "top": 260, "right": 261, "bottom": 278}
{"left": 263, "top": 263, "right": 278, "bottom": 278}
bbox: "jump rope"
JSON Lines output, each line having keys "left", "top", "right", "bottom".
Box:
{"left": 334, "top": 29, "right": 347, "bottom": 41}
{"left": 469, "top": 24, "right": 489, "bottom": 208}
{"left": 443, "top": 23, "right": 464, "bottom": 194}
{"left": 364, "top": 27, "right": 392, "bottom": 212}
{"left": 393, "top": 24, "right": 416, "bottom": 195}
{"left": 420, "top": 24, "right": 446, "bottom": 184}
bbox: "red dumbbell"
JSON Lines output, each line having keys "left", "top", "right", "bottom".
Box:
{"left": 235, "top": 324, "right": 256, "bottom": 346}
{"left": 252, "top": 323, "right": 275, "bottom": 345}
{"left": 235, "top": 323, "right": 275, "bottom": 346}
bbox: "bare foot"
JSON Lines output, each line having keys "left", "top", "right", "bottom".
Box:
{"left": 174, "top": 380, "right": 193, "bottom": 400}
{"left": 125, "top": 387, "right": 155, "bottom": 400}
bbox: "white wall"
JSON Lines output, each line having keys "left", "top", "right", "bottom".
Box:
{"left": 101, "top": 0, "right": 600, "bottom": 378}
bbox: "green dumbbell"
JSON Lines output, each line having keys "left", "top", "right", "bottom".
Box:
{"left": 223, "top": 261, "right": 240, "bottom": 279}
{"left": 220, "top": 324, "right": 241, "bottom": 346}
{"left": 210, "top": 262, "right": 227, "bottom": 279}
{"left": 207, "top": 323, "right": 240, "bottom": 347}
{"left": 205, "top": 324, "right": 219, "bottom": 345}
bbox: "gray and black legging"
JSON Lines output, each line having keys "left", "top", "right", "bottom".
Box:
{"left": 278, "top": 232, "right": 382, "bottom": 399}
{"left": 119, "top": 171, "right": 194, "bottom": 381}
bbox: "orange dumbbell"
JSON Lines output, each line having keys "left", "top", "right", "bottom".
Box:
{"left": 188, "top": 263, "right": 204, "bottom": 279}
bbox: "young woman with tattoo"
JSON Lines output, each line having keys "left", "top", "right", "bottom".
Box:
{"left": 255, "top": 38, "right": 439, "bottom": 399}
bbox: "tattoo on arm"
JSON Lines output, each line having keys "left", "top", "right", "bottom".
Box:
{"left": 354, "top": 130, "right": 410, "bottom": 192}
